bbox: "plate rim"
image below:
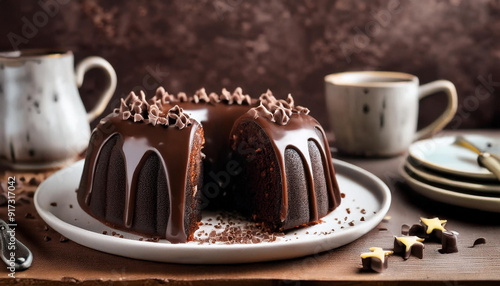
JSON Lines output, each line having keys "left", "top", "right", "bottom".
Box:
{"left": 404, "top": 158, "right": 500, "bottom": 194}
{"left": 408, "top": 135, "right": 497, "bottom": 180}
{"left": 34, "top": 159, "right": 391, "bottom": 263}
{"left": 400, "top": 161, "right": 500, "bottom": 213}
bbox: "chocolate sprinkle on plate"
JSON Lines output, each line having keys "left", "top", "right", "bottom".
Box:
{"left": 50, "top": 202, "right": 57, "bottom": 207}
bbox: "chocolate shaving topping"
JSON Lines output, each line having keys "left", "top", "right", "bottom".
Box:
{"left": 249, "top": 90, "right": 310, "bottom": 125}
{"left": 115, "top": 90, "right": 194, "bottom": 130}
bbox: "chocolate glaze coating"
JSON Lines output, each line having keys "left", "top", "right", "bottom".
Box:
{"left": 77, "top": 115, "right": 204, "bottom": 243}
{"left": 229, "top": 111, "right": 341, "bottom": 230}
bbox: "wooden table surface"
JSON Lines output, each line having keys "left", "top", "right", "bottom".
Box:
{"left": 0, "top": 130, "right": 499, "bottom": 285}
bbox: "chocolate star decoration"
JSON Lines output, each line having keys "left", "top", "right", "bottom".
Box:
{"left": 420, "top": 217, "right": 447, "bottom": 241}
{"left": 394, "top": 236, "right": 425, "bottom": 259}
{"left": 360, "top": 247, "right": 393, "bottom": 273}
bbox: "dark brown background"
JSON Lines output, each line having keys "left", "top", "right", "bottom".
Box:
{"left": 1, "top": 0, "right": 499, "bottom": 130}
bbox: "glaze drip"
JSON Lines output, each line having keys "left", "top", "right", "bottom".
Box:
{"left": 234, "top": 111, "right": 340, "bottom": 223}
{"left": 80, "top": 115, "right": 202, "bottom": 243}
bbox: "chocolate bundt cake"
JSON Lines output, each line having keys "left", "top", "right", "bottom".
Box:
{"left": 77, "top": 93, "right": 204, "bottom": 243}
{"left": 229, "top": 91, "right": 341, "bottom": 230}
{"left": 77, "top": 87, "right": 341, "bottom": 243}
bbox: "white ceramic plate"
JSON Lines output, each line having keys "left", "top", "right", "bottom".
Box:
{"left": 35, "top": 159, "right": 391, "bottom": 264}
{"left": 400, "top": 162, "right": 500, "bottom": 213}
{"left": 405, "top": 157, "right": 500, "bottom": 195}
{"left": 408, "top": 135, "right": 500, "bottom": 180}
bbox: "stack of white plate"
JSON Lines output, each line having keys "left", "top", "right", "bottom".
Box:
{"left": 400, "top": 135, "right": 500, "bottom": 213}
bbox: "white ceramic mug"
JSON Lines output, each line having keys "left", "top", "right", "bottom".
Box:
{"left": 0, "top": 49, "right": 117, "bottom": 169}
{"left": 325, "top": 71, "right": 457, "bottom": 157}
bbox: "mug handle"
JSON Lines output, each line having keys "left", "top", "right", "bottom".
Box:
{"left": 75, "top": 57, "right": 117, "bottom": 122}
{"left": 414, "top": 80, "right": 458, "bottom": 141}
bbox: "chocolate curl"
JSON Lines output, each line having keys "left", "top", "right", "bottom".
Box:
{"left": 133, "top": 113, "right": 144, "bottom": 122}
{"left": 208, "top": 92, "right": 220, "bottom": 104}
{"left": 177, "top": 92, "right": 188, "bottom": 102}
{"left": 286, "top": 93, "right": 294, "bottom": 108}
{"left": 119, "top": 98, "right": 131, "bottom": 120}
{"left": 122, "top": 111, "right": 132, "bottom": 120}
{"left": 295, "top": 105, "right": 310, "bottom": 115}
{"left": 273, "top": 107, "right": 290, "bottom": 125}
{"left": 148, "top": 104, "right": 161, "bottom": 126}
{"left": 194, "top": 88, "right": 210, "bottom": 103}
{"left": 166, "top": 105, "right": 192, "bottom": 129}
{"left": 278, "top": 99, "right": 291, "bottom": 109}
{"left": 155, "top": 87, "right": 176, "bottom": 104}
{"left": 242, "top": 94, "right": 251, "bottom": 105}
{"left": 193, "top": 88, "right": 209, "bottom": 104}
{"left": 220, "top": 88, "right": 233, "bottom": 104}
{"left": 150, "top": 87, "right": 170, "bottom": 105}
{"left": 259, "top": 89, "right": 276, "bottom": 104}
{"left": 157, "top": 117, "right": 168, "bottom": 126}
{"left": 249, "top": 102, "right": 274, "bottom": 121}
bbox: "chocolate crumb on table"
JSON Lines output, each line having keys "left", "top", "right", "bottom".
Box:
{"left": 24, "top": 212, "right": 35, "bottom": 219}
{"left": 470, "top": 237, "right": 486, "bottom": 248}
{"left": 401, "top": 224, "right": 410, "bottom": 235}
{"left": 59, "top": 235, "right": 69, "bottom": 243}
{"left": 43, "top": 235, "right": 51, "bottom": 242}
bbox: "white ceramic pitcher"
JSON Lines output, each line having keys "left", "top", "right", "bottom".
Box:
{"left": 0, "top": 49, "right": 117, "bottom": 169}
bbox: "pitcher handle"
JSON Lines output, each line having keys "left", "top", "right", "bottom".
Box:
{"left": 75, "top": 56, "right": 117, "bottom": 122}
{"left": 413, "top": 80, "right": 458, "bottom": 141}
